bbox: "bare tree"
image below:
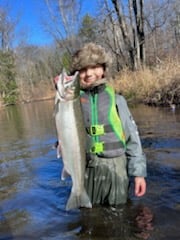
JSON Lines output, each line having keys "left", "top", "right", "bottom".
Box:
{"left": 131, "top": 0, "right": 145, "bottom": 66}
{"left": 111, "top": 0, "right": 136, "bottom": 69}
{"left": 0, "top": 6, "right": 16, "bottom": 51}
{"left": 100, "top": 0, "right": 178, "bottom": 69}
{"left": 169, "top": 0, "right": 180, "bottom": 53}
{"left": 44, "top": 0, "right": 83, "bottom": 54}
{"left": 98, "top": 0, "right": 146, "bottom": 70}
{"left": 100, "top": 0, "right": 128, "bottom": 71}
{"left": 144, "top": 0, "right": 171, "bottom": 62}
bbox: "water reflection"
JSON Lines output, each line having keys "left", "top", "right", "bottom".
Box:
{"left": 133, "top": 205, "right": 154, "bottom": 239}
{"left": 78, "top": 203, "right": 154, "bottom": 240}
{"left": 0, "top": 101, "right": 180, "bottom": 239}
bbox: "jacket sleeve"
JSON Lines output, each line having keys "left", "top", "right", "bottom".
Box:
{"left": 116, "top": 95, "right": 147, "bottom": 177}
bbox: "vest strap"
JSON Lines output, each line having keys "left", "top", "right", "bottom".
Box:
{"left": 90, "top": 141, "right": 124, "bottom": 154}
{"left": 86, "top": 124, "right": 113, "bottom": 136}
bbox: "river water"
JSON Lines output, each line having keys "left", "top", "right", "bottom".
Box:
{"left": 0, "top": 100, "right": 179, "bottom": 240}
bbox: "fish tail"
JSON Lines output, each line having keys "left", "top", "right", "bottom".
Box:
{"left": 66, "top": 189, "right": 92, "bottom": 210}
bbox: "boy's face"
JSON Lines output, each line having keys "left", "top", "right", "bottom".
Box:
{"left": 79, "top": 65, "right": 104, "bottom": 89}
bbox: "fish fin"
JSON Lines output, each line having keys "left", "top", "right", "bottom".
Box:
{"left": 52, "top": 140, "right": 61, "bottom": 158}
{"left": 57, "top": 147, "right": 61, "bottom": 159}
{"left": 61, "top": 167, "right": 70, "bottom": 180}
{"left": 66, "top": 189, "right": 92, "bottom": 210}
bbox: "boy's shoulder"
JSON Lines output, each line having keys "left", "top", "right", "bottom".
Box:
{"left": 115, "top": 94, "right": 131, "bottom": 120}
{"left": 115, "top": 94, "right": 128, "bottom": 107}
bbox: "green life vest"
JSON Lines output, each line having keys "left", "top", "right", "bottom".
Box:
{"left": 81, "top": 84, "right": 126, "bottom": 158}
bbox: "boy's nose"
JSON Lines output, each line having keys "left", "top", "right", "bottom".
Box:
{"left": 86, "top": 68, "right": 93, "bottom": 76}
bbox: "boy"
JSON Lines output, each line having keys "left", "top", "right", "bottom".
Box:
{"left": 56, "top": 43, "right": 147, "bottom": 206}
{"left": 71, "top": 43, "right": 146, "bottom": 205}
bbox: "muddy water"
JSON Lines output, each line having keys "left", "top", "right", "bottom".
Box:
{"left": 0, "top": 100, "right": 179, "bottom": 240}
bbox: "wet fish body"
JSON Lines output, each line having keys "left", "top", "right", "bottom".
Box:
{"left": 54, "top": 70, "right": 92, "bottom": 210}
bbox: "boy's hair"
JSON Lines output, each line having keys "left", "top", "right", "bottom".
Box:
{"left": 71, "top": 43, "right": 112, "bottom": 77}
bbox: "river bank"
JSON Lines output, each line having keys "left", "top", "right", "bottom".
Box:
{"left": 0, "top": 59, "right": 179, "bottom": 108}
{"left": 111, "top": 59, "right": 180, "bottom": 107}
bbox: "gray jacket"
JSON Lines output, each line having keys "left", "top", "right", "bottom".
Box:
{"left": 116, "top": 94, "right": 147, "bottom": 177}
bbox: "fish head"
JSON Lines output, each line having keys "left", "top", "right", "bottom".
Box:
{"left": 56, "top": 69, "right": 79, "bottom": 101}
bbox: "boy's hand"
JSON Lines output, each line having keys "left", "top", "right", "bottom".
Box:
{"left": 134, "top": 177, "right": 146, "bottom": 197}
{"left": 54, "top": 75, "right": 59, "bottom": 85}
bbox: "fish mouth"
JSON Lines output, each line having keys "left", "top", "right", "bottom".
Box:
{"left": 64, "top": 71, "right": 79, "bottom": 85}
{"left": 57, "top": 71, "right": 79, "bottom": 101}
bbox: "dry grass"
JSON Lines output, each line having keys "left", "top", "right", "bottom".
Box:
{"left": 110, "top": 58, "right": 180, "bottom": 103}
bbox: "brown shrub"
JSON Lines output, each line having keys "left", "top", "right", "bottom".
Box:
{"left": 110, "top": 58, "right": 180, "bottom": 106}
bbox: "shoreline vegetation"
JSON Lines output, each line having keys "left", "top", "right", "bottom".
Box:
{"left": 111, "top": 58, "right": 180, "bottom": 107}
{"left": 0, "top": 59, "right": 179, "bottom": 109}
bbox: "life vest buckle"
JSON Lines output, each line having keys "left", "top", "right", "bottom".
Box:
{"left": 90, "top": 142, "right": 104, "bottom": 153}
{"left": 89, "top": 125, "right": 104, "bottom": 136}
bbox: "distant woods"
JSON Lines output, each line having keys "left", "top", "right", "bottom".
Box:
{"left": 0, "top": 0, "right": 179, "bottom": 106}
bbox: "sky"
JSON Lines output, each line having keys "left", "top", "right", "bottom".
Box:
{"left": 1, "top": 0, "right": 100, "bottom": 47}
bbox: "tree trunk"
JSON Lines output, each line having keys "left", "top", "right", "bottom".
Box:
{"left": 132, "top": 0, "right": 146, "bottom": 67}
{"left": 111, "top": 0, "right": 135, "bottom": 70}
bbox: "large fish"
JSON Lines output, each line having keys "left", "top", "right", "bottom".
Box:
{"left": 54, "top": 69, "right": 92, "bottom": 211}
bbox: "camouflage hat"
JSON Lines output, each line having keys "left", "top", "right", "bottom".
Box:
{"left": 71, "top": 43, "right": 112, "bottom": 76}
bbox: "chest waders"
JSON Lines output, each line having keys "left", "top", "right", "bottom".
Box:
{"left": 81, "top": 85, "right": 126, "bottom": 158}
